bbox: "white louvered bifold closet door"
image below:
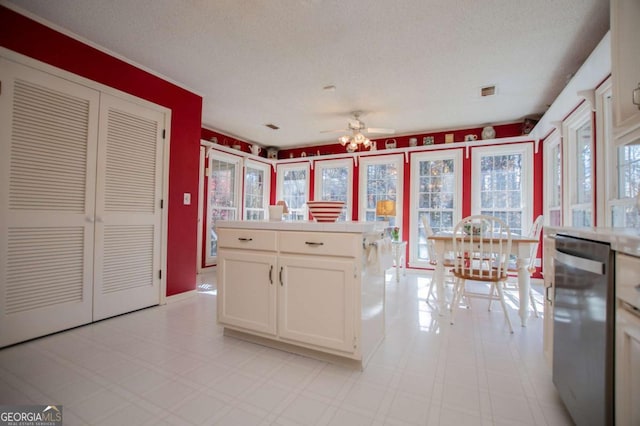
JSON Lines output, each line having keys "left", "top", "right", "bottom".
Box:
{"left": 0, "top": 58, "right": 99, "bottom": 347}
{"left": 92, "top": 94, "right": 164, "bottom": 321}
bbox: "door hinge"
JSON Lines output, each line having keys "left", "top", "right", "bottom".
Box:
{"left": 354, "top": 264, "right": 358, "bottom": 278}
{"left": 159, "top": 270, "right": 162, "bottom": 279}
{"left": 353, "top": 336, "right": 357, "bottom": 349}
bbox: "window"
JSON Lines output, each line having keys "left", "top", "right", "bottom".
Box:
{"left": 314, "top": 159, "right": 353, "bottom": 221}
{"left": 544, "top": 130, "right": 562, "bottom": 226}
{"left": 611, "top": 144, "right": 640, "bottom": 227}
{"left": 243, "top": 160, "right": 270, "bottom": 220}
{"left": 276, "top": 163, "right": 310, "bottom": 221}
{"left": 206, "top": 152, "right": 241, "bottom": 264}
{"left": 563, "top": 103, "right": 593, "bottom": 227}
{"left": 358, "top": 154, "right": 403, "bottom": 227}
{"left": 410, "top": 150, "right": 462, "bottom": 266}
{"left": 597, "top": 79, "right": 640, "bottom": 227}
{"left": 472, "top": 144, "right": 533, "bottom": 235}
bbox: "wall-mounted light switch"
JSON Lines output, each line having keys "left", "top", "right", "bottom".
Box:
{"left": 183, "top": 193, "right": 191, "bottom": 205}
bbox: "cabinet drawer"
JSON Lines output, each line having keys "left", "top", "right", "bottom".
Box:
{"left": 218, "top": 228, "right": 277, "bottom": 251}
{"left": 279, "top": 231, "right": 359, "bottom": 257}
{"left": 617, "top": 252, "right": 640, "bottom": 308}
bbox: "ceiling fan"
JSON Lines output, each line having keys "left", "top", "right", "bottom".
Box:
{"left": 321, "top": 111, "right": 395, "bottom": 151}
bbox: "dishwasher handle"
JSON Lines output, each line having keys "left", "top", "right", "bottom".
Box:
{"left": 554, "top": 249, "right": 605, "bottom": 275}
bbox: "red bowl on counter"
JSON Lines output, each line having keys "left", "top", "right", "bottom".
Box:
{"left": 306, "top": 201, "right": 345, "bottom": 222}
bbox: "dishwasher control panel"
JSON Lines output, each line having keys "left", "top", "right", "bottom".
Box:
{"left": 616, "top": 252, "right": 640, "bottom": 309}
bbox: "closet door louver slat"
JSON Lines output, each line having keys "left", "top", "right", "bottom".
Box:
{"left": 10, "top": 80, "right": 90, "bottom": 212}
{"left": 6, "top": 228, "right": 84, "bottom": 314}
{"left": 102, "top": 225, "right": 154, "bottom": 293}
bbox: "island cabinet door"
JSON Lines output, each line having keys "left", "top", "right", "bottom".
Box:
{"left": 277, "top": 255, "right": 356, "bottom": 353}
{"left": 217, "top": 249, "right": 277, "bottom": 336}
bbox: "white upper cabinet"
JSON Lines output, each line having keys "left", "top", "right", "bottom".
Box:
{"left": 611, "top": 0, "right": 640, "bottom": 142}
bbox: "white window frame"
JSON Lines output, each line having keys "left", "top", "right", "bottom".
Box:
{"left": 562, "top": 102, "right": 594, "bottom": 227}
{"left": 472, "top": 143, "right": 533, "bottom": 236}
{"left": 543, "top": 129, "right": 562, "bottom": 227}
{"left": 243, "top": 159, "right": 271, "bottom": 221}
{"left": 206, "top": 150, "right": 241, "bottom": 265}
{"left": 595, "top": 78, "right": 634, "bottom": 227}
{"left": 314, "top": 158, "right": 353, "bottom": 221}
{"left": 358, "top": 154, "right": 404, "bottom": 228}
{"left": 276, "top": 162, "right": 310, "bottom": 221}
{"left": 409, "top": 149, "right": 463, "bottom": 268}
{"left": 596, "top": 79, "right": 613, "bottom": 226}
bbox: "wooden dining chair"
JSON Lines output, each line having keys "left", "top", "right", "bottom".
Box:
{"left": 449, "top": 215, "right": 514, "bottom": 333}
{"left": 491, "top": 214, "right": 544, "bottom": 317}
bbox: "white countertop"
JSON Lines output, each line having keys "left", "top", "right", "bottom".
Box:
{"left": 545, "top": 226, "right": 640, "bottom": 257}
{"left": 216, "top": 220, "right": 386, "bottom": 234}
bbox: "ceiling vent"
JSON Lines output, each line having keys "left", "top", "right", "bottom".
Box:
{"left": 480, "top": 85, "right": 496, "bottom": 97}
{"left": 265, "top": 123, "right": 279, "bottom": 130}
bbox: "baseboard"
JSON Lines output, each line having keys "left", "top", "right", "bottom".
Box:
{"left": 165, "top": 289, "right": 197, "bottom": 303}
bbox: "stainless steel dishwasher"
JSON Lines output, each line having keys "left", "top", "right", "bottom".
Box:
{"left": 553, "top": 234, "right": 614, "bottom": 426}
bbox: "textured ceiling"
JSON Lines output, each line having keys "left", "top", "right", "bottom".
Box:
{"left": 5, "top": 0, "right": 610, "bottom": 148}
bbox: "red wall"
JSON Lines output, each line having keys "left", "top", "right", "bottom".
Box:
{"left": 1, "top": 6, "right": 202, "bottom": 296}
{"left": 277, "top": 122, "right": 525, "bottom": 159}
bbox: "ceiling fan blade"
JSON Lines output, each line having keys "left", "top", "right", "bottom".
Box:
{"left": 320, "top": 128, "right": 349, "bottom": 134}
{"left": 366, "top": 127, "right": 395, "bottom": 134}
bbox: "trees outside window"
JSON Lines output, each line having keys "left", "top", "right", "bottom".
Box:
{"left": 276, "top": 163, "right": 310, "bottom": 221}
{"left": 207, "top": 152, "right": 240, "bottom": 264}
{"left": 410, "top": 150, "right": 462, "bottom": 266}
{"left": 472, "top": 144, "right": 533, "bottom": 236}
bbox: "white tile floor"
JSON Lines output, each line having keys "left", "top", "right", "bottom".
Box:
{"left": 0, "top": 271, "right": 574, "bottom": 425}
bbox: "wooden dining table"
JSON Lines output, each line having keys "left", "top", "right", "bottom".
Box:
{"left": 428, "top": 232, "right": 539, "bottom": 327}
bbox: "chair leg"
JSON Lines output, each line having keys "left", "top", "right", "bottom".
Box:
{"left": 426, "top": 277, "right": 435, "bottom": 301}
{"left": 530, "top": 288, "right": 539, "bottom": 318}
{"left": 487, "top": 283, "right": 502, "bottom": 312}
{"left": 450, "top": 278, "right": 464, "bottom": 325}
{"left": 495, "top": 281, "right": 514, "bottom": 333}
{"left": 488, "top": 292, "right": 493, "bottom": 311}
{"left": 488, "top": 283, "right": 496, "bottom": 311}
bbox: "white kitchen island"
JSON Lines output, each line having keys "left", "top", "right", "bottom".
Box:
{"left": 215, "top": 220, "right": 387, "bottom": 369}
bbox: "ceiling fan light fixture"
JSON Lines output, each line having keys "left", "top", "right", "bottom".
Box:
{"left": 330, "top": 112, "right": 394, "bottom": 152}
